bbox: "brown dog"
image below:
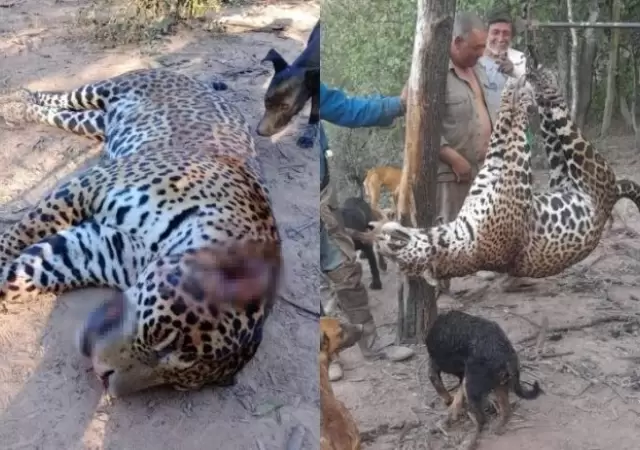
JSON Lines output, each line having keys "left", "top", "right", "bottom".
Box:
{"left": 320, "top": 317, "right": 364, "bottom": 450}
{"left": 362, "top": 165, "right": 416, "bottom": 224}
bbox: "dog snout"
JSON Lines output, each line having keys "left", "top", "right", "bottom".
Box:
{"left": 339, "top": 323, "right": 364, "bottom": 351}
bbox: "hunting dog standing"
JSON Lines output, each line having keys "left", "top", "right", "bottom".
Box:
{"left": 362, "top": 165, "right": 416, "bottom": 224}
{"left": 257, "top": 20, "right": 319, "bottom": 148}
{"left": 427, "top": 310, "right": 542, "bottom": 450}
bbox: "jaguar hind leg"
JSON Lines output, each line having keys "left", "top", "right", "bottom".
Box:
{"left": 2, "top": 102, "right": 106, "bottom": 141}
{"left": 0, "top": 221, "right": 144, "bottom": 313}
{"left": 18, "top": 78, "right": 119, "bottom": 111}
{"left": 538, "top": 113, "right": 571, "bottom": 190}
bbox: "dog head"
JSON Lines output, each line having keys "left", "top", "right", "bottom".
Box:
{"left": 256, "top": 22, "right": 319, "bottom": 138}
{"left": 320, "top": 317, "right": 364, "bottom": 358}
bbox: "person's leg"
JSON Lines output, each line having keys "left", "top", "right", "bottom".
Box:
{"left": 320, "top": 181, "right": 414, "bottom": 381}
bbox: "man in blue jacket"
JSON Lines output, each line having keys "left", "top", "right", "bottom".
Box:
{"left": 320, "top": 83, "right": 415, "bottom": 381}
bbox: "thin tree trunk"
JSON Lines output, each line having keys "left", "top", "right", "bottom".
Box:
{"left": 567, "top": 0, "right": 579, "bottom": 120}
{"left": 600, "top": 0, "right": 621, "bottom": 137}
{"left": 396, "top": 0, "right": 455, "bottom": 343}
{"left": 574, "top": 0, "right": 599, "bottom": 128}
{"left": 632, "top": 50, "right": 640, "bottom": 145}
{"left": 557, "top": 30, "right": 570, "bottom": 98}
{"left": 619, "top": 47, "right": 634, "bottom": 129}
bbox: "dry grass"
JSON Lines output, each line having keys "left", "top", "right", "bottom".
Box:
{"left": 75, "top": 0, "right": 227, "bottom": 46}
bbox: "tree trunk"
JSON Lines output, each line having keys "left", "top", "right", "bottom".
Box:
{"left": 631, "top": 50, "right": 640, "bottom": 145}
{"left": 619, "top": 47, "right": 634, "bottom": 129}
{"left": 600, "top": 0, "right": 621, "bottom": 137}
{"left": 557, "top": 30, "right": 570, "bottom": 98}
{"left": 566, "top": 0, "right": 579, "bottom": 121}
{"left": 574, "top": 0, "right": 599, "bottom": 128}
{"left": 396, "top": 0, "right": 455, "bottom": 343}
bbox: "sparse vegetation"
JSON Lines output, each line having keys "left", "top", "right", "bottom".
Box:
{"left": 76, "top": 0, "right": 227, "bottom": 46}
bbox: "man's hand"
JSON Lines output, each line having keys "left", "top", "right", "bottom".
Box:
{"left": 440, "top": 146, "right": 472, "bottom": 182}
{"left": 497, "top": 54, "right": 515, "bottom": 76}
{"left": 400, "top": 82, "right": 408, "bottom": 112}
{"left": 451, "top": 158, "right": 472, "bottom": 182}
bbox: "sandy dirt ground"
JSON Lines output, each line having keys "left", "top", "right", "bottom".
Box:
{"left": 0, "top": 1, "right": 320, "bottom": 449}
{"left": 330, "top": 134, "right": 640, "bottom": 449}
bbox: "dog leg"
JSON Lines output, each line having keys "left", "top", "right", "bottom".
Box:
{"left": 445, "top": 384, "right": 466, "bottom": 427}
{"left": 376, "top": 245, "right": 388, "bottom": 272}
{"left": 464, "top": 374, "right": 487, "bottom": 450}
{"left": 492, "top": 384, "right": 511, "bottom": 435}
{"left": 428, "top": 359, "right": 453, "bottom": 406}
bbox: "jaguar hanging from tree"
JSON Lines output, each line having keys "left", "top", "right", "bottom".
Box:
{"left": 372, "top": 50, "right": 640, "bottom": 286}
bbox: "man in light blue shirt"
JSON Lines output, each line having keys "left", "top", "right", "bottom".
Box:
{"left": 478, "top": 10, "right": 527, "bottom": 124}
{"left": 477, "top": 10, "right": 534, "bottom": 287}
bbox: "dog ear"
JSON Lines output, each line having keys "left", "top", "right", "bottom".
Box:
{"left": 262, "top": 49, "right": 289, "bottom": 73}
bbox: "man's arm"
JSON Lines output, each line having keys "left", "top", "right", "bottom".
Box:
{"left": 320, "top": 84, "right": 405, "bottom": 128}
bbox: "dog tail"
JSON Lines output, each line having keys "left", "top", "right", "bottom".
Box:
{"left": 510, "top": 366, "right": 542, "bottom": 400}
{"left": 347, "top": 170, "right": 366, "bottom": 198}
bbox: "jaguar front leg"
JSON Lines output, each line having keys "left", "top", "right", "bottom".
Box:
{"left": 0, "top": 165, "right": 114, "bottom": 270}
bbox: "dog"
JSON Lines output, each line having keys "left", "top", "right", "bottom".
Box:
{"left": 256, "top": 20, "right": 319, "bottom": 148}
{"left": 320, "top": 316, "right": 364, "bottom": 450}
{"left": 339, "top": 196, "right": 387, "bottom": 290}
{"left": 363, "top": 165, "right": 416, "bottom": 224}
{"left": 426, "top": 310, "right": 542, "bottom": 450}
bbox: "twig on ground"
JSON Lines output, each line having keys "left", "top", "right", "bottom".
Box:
{"left": 533, "top": 316, "right": 549, "bottom": 356}
{"left": 537, "top": 351, "right": 574, "bottom": 360}
{"left": 506, "top": 310, "right": 541, "bottom": 329}
{"left": 602, "top": 380, "right": 628, "bottom": 403}
{"left": 360, "top": 421, "right": 423, "bottom": 443}
{"left": 284, "top": 220, "right": 316, "bottom": 241}
{"left": 516, "top": 315, "right": 638, "bottom": 345}
{"left": 278, "top": 294, "right": 320, "bottom": 318}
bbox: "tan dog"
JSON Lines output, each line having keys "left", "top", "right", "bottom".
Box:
{"left": 320, "top": 317, "right": 364, "bottom": 450}
{"left": 362, "top": 166, "right": 416, "bottom": 225}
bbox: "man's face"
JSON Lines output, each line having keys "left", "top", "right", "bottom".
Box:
{"left": 487, "top": 21, "right": 512, "bottom": 55}
{"left": 452, "top": 28, "right": 487, "bottom": 68}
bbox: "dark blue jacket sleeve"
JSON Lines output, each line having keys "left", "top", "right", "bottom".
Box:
{"left": 319, "top": 83, "right": 405, "bottom": 128}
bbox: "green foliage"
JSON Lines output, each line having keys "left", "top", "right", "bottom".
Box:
{"left": 321, "top": 0, "right": 416, "bottom": 200}
{"left": 322, "top": 0, "right": 640, "bottom": 198}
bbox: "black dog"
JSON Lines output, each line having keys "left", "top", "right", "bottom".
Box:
{"left": 426, "top": 310, "right": 542, "bottom": 449}
{"left": 339, "top": 196, "right": 387, "bottom": 290}
{"left": 256, "top": 20, "right": 319, "bottom": 149}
